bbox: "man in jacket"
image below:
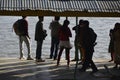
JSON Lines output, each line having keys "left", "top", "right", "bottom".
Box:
{"left": 18, "top": 16, "right": 33, "bottom": 60}
{"left": 79, "top": 20, "right": 98, "bottom": 73}
{"left": 35, "top": 16, "right": 47, "bottom": 62}
{"left": 49, "top": 16, "right": 61, "bottom": 60}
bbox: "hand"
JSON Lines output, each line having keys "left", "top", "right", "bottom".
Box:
{"left": 27, "top": 35, "right": 31, "bottom": 39}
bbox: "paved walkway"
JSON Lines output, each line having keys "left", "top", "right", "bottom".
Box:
{"left": 0, "top": 58, "right": 119, "bottom": 80}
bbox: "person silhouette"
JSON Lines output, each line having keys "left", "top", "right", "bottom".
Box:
{"left": 35, "top": 16, "right": 47, "bottom": 62}
{"left": 71, "top": 19, "right": 85, "bottom": 62}
{"left": 112, "top": 23, "right": 120, "bottom": 68}
{"left": 13, "top": 16, "right": 33, "bottom": 60}
{"left": 79, "top": 20, "right": 98, "bottom": 73}
{"left": 49, "top": 16, "right": 61, "bottom": 60}
{"left": 57, "top": 19, "right": 72, "bottom": 67}
{"left": 108, "top": 29, "right": 114, "bottom": 62}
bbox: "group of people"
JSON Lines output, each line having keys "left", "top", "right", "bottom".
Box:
{"left": 108, "top": 23, "right": 120, "bottom": 69}
{"left": 13, "top": 16, "right": 120, "bottom": 74}
{"left": 13, "top": 16, "right": 47, "bottom": 61}
{"left": 72, "top": 19, "right": 98, "bottom": 73}
{"left": 49, "top": 16, "right": 72, "bottom": 67}
{"left": 13, "top": 16, "right": 98, "bottom": 73}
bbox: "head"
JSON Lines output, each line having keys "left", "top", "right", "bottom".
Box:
{"left": 81, "top": 20, "right": 89, "bottom": 28}
{"left": 22, "top": 16, "right": 27, "bottom": 19}
{"left": 110, "top": 29, "right": 113, "bottom": 33}
{"left": 79, "top": 19, "right": 84, "bottom": 25}
{"left": 54, "top": 16, "right": 60, "bottom": 21}
{"left": 38, "top": 16, "right": 44, "bottom": 22}
{"left": 63, "top": 19, "right": 70, "bottom": 26}
{"left": 114, "top": 23, "right": 120, "bottom": 30}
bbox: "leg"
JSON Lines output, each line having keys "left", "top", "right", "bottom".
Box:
{"left": 66, "top": 48, "right": 70, "bottom": 66}
{"left": 80, "top": 48, "right": 83, "bottom": 60}
{"left": 80, "top": 47, "right": 85, "bottom": 62}
{"left": 80, "top": 58, "right": 89, "bottom": 71}
{"left": 23, "top": 36, "right": 33, "bottom": 60}
{"left": 109, "top": 52, "right": 114, "bottom": 62}
{"left": 113, "top": 63, "right": 118, "bottom": 69}
{"left": 87, "top": 49, "right": 98, "bottom": 73}
{"left": 72, "top": 41, "right": 79, "bottom": 61}
{"left": 75, "top": 42, "right": 79, "bottom": 60}
{"left": 36, "top": 41, "right": 45, "bottom": 62}
{"left": 111, "top": 52, "right": 114, "bottom": 61}
{"left": 79, "top": 48, "right": 92, "bottom": 71}
{"left": 54, "top": 38, "right": 59, "bottom": 60}
{"left": 36, "top": 41, "right": 43, "bottom": 60}
{"left": 90, "top": 60, "right": 98, "bottom": 73}
{"left": 19, "top": 36, "right": 24, "bottom": 59}
{"left": 57, "top": 47, "right": 64, "bottom": 66}
{"left": 50, "top": 37, "right": 55, "bottom": 58}
{"left": 54, "top": 40, "right": 59, "bottom": 60}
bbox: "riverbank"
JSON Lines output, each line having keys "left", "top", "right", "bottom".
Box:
{"left": 0, "top": 58, "right": 119, "bottom": 80}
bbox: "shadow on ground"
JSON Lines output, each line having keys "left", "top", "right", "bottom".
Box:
{"left": 0, "top": 58, "right": 120, "bottom": 80}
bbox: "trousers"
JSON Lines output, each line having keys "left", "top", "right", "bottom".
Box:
{"left": 19, "top": 36, "right": 31, "bottom": 58}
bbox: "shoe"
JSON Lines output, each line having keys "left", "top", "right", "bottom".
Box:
{"left": 71, "top": 59, "right": 77, "bottom": 61}
{"left": 57, "top": 63, "right": 60, "bottom": 66}
{"left": 67, "top": 64, "right": 70, "bottom": 68}
{"left": 71, "top": 59, "right": 80, "bottom": 61}
{"left": 57, "top": 62, "right": 60, "bottom": 66}
{"left": 36, "top": 59, "right": 45, "bottom": 62}
{"left": 113, "top": 66, "right": 118, "bottom": 69}
{"left": 50, "top": 56, "right": 52, "bottom": 59}
{"left": 27, "top": 57, "right": 33, "bottom": 60}
{"left": 108, "top": 60, "right": 113, "bottom": 62}
{"left": 53, "top": 58, "right": 57, "bottom": 60}
{"left": 90, "top": 70, "right": 98, "bottom": 74}
{"left": 19, "top": 56, "right": 25, "bottom": 60}
{"left": 87, "top": 65, "right": 91, "bottom": 69}
{"left": 78, "top": 61, "right": 83, "bottom": 64}
{"left": 47, "top": 57, "right": 52, "bottom": 59}
{"left": 79, "top": 68, "right": 86, "bottom": 72}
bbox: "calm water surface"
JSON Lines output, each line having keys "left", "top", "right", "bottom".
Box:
{"left": 0, "top": 16, "right": 120, "bottom": 60}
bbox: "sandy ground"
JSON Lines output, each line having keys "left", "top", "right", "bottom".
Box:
{"left": 0, "top": 58, "right": 120, "bottom": 80}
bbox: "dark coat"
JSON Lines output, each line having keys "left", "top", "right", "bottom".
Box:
{"left": 35, "top": 21, "right": 47, "bottom": 41}
{"left": 80, "top": 27, "right": 97, "bottom": 52}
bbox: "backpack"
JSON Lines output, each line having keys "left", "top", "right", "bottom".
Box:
{"left": 13, "top": 19, "right": 24, "bottom": 36}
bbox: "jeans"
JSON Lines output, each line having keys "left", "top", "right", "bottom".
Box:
{"left": 50, "top": 37, "right": 59, "bottom": 59}
{"left": 36, "top": 41, "right": 43, "bottom": 59}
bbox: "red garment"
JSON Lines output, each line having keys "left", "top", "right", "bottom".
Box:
{"left": 59, "top": 26, "right": 72, "bottom": 41}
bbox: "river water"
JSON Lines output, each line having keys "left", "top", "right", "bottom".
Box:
{"left": 0, "top": 16, "right": 120, "bottom": 60}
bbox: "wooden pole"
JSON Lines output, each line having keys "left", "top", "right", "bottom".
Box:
{"left": 66, "top": 16, "right": 68, "bottom": 20}
{"left": 74, "top": 16, "right": 78, "bottom": 80}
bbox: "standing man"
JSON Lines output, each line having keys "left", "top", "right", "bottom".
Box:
{"left": 108, "top": 29, "right": 114, "bottom": 62}
{"left": 13, "top": 16, "right": 33, "bottom": 60}
{"left": 112, "top": 23, "right": 120, "bottom": 68}
{"left": 35, "top": 16, "right": 47, "bottom": 62}
{"left": 79, "top": 20, "right": 98, "bottom": 73}
{"left": 49, "top": 16, "right": 61, "bottom": 60}
{"left": 72, "top": 19, "right": 84, "bottom": 61}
